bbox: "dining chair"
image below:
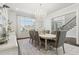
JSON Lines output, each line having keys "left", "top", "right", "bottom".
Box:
{"left": 34, "top": 31, "right": 45, "bottom": 50}
{"left": 29, "top": 30, "right": 35, "bottom": 44}
{"left": 29, "top": 30, "right": 32, "bottom": 43}
{"left": 45, "top": 30, "right": 50, "bottom": 34}
{"left": 52, "top": 30, "right": 67, "bottom": 54}
{"left": 51, "top": 31, "right": 56, "bottom": 34}
{"left": 34, "top": 31, "right": 41, "bottom": 48}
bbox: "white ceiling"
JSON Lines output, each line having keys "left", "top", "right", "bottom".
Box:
{"left": 6, "top": 3, "right": 74, "bottom": 18}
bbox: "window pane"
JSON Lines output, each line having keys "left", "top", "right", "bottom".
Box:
{"left": 17, "top": 16, "right": 35, "bottom": 38}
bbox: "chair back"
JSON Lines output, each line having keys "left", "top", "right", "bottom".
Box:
{"left": 29, "top": 30, "right": 35, "bottom": 40}
{"left": 56, "top": 31, "right": 66, "bottom": 48}
{"left": 51, "top": 31, "right": 56, "bottom": 34}
{"left": 45, "top": 30, "right": 50, "bottom": 34}
{"left": 34, "top": 31, "right": 40, "bottom": 41}
{"left": 29, "top": 31, "right": 32, "bottom": 39}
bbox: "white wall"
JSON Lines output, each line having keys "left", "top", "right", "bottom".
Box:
{"left": 46, "top": 4, "right": 79, "bottom": 38}
{"left": 43, "top": 19, "right": 51, "bottom": 31}
{"left": 48, "top": 4, "right": 79, "bottom": 18}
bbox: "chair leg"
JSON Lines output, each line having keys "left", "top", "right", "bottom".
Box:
{"left": 34, "top": 40, "right": 37, "bottom": 47}
{"left": 32, "top": 39, "right": 33, "bottom": 44}
{"left": 35, "top": 40, "right": 39, "bottom": 47}
{"left": 35, "top": 40, "right": 36, "bottom": 46}
{"left": 62, "top": 45, "right": 65, "bottom": 54}
{"left": 56, "top": 48, "right": 58, "bottom": 55}
{"left": 32, "top": 40, "right": 35, "bottom": 46}
{"left": 39, "top": 39, "right": 41, "bottom": 50}
{"left": 29, "top": 38, "right": 32, "bottom": 44}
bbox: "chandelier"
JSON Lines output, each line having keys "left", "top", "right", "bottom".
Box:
{"left": 34, "top": 4, "right": 46, "bottom": 20}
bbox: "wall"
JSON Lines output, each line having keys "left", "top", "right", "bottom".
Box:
{"left": 43, "top": 19, "right": 51, "bottom": 31}
{"left": 48, "top": 4, "right": 79, "bottom": 18}
{"left": 46, "top": 4, "right": 79, "bottom": 38}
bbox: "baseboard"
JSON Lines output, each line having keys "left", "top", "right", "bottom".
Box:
{"left": 17, "top": 37, "right": 30, "bottom": 40}
{"left": 66, "top": 37, "right": 76, "bottom": 39}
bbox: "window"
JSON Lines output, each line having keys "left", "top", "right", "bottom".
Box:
{"left": 17, "top": 16, "right": 35, "bottom": 38}
{"left": 19, "top": 17, "right": 35, "bottom": 26}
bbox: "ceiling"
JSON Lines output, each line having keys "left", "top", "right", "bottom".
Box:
{"left": 6, "top": 3, "right": 74, "bottom": 18}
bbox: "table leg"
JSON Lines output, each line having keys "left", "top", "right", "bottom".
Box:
{"left": 45, "top": 39, "right": 47, "bottom": 51}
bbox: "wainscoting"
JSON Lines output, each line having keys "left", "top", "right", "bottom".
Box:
{"left": 65, "top": 37, "right": 79, "bottom": 46}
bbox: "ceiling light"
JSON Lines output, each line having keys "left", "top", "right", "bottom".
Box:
{"left": 34, "top": 3, "right": 46, "bottom": 20}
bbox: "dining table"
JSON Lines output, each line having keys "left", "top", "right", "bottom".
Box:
{"left": 39, "top": 34, "right": 56, "bottom": 50}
